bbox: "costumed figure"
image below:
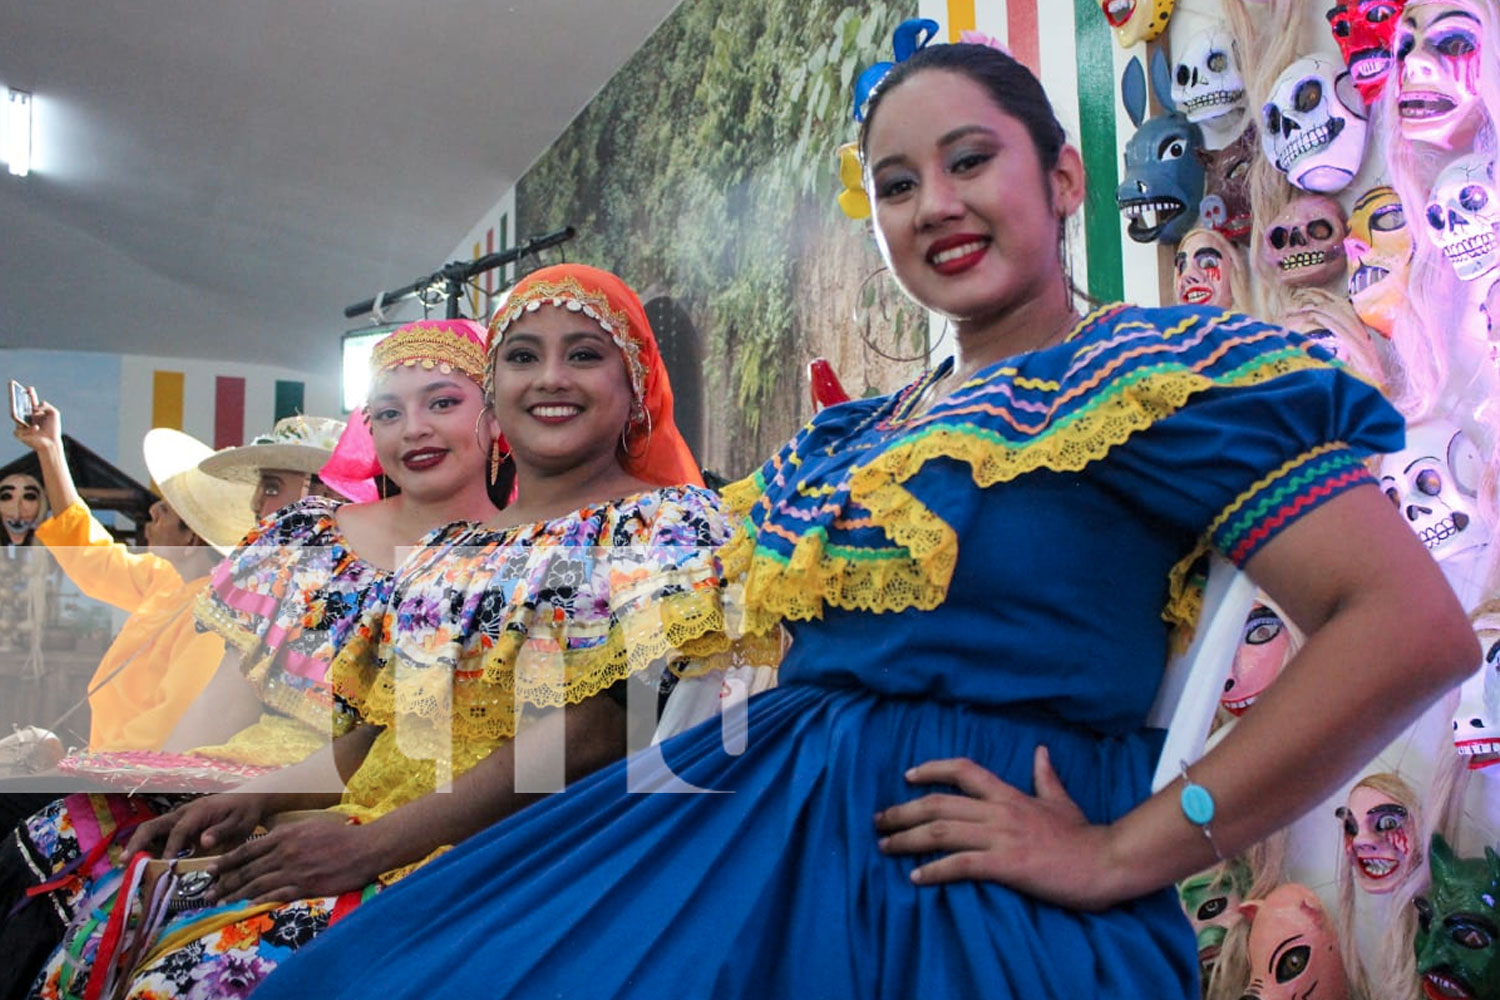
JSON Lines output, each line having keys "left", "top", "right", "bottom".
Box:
{"left": 253, "top": 36, "right": 1475, "bottom": 1000}
{"left": 0, "top": 320, "right": 503, "bottom": 1000}
{"left": 49, "top": 264, "right": 769, "bottom": 1000}
{"left": 0, "top": 474, "right": 45, "bottom": 549}
{"left": 1345, "top": 185, "right": 1415, "bottom": 338}
{"left": 197, "top": 415, "right": 351, "bottom": 520}
{"left": 0, "top": 473, "right": 53, "bottom": 694}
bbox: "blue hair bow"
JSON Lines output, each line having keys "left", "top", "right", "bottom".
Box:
{"left": 851, "top": 18, "right": 941, "bottom": 123}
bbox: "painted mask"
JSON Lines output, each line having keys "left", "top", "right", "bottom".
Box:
{"left": 1377, "top": 417, "right": 1488, "bottom": 562}
{"left": 1396, "top": 2, "right": 1486, "bottom": 150}
{"left": 1263, "top": 195, "right": 1349, "bottom": 287}
{"left": 1344, "top": 186, "right": 1412, "bottom": 336}
{"left": 1261, "top": 55, "right": 1370, "bottom": 193}
{"left": 1179, "top": 858, "right": 1253, "bottom": 968}
{"left": 1117, "top": 51, "right": 1206, "bottom": 245}
{"left": 1453, "top": 610, "right": 1500, "bottom": 769}
{"left": 0, "top": 473, "right": 44, "bottom": 546}
{"left": 1426, "top": 152, "right": 1500, "bottom": 283}
{"left": 1337, "top": 782, "right": 1415, "bottom": 893}
{"left": 1171, "top": 26, "right": 1249, "bottom": 149}
{"left": 1098, "top": 0, "right": 1175, "bottom": 47}
{"left": 1415, "top": 835, "right": 1500, "bottom": 1000}
{"left": 1239, "top": 883, "right": 1352, "bottom": 1000}
{"left": 1197, "top": 124, "right": 1256, "bottom": 245}
{"left": 1174, "top": 232, "right": 1231, "bottom": 307}
{"left": 1221, "top": 601, "right": 1291, "bottom": 716}
{"left": 1327, "top": 0, "right": 1409, "bottom": 102}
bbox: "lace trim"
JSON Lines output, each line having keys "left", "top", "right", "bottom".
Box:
{"left": 334, "top": 585, "right": 736, "bottom": 741}
{"left": 722, "top": 354, "right": 1324, "bottom": 635}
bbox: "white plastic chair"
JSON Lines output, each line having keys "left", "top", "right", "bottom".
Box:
{"left": 1147, "top": 553, "right": 1258, "bottom": 793}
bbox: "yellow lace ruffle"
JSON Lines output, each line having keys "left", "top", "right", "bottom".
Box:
{"left": 723, "top": 356, "right": 1321, "bottom": 636}
{"left": 187, "top": 712, "right": 328, "bottom": 768}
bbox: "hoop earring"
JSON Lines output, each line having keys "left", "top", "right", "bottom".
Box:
{"left": 473, "top": 410, "right": 489, "bottom": 450}
{"left": 620, "top": 408, "right": 652, "bottom": 461}
{"left": 489, "top": 439, "right": 510, "bottom": 485}
{"left": 856, "top": 266, "right": 927, "bottom": 363}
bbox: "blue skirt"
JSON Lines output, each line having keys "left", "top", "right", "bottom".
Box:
{"left": 257, "top": 683, "right": 1198, "bottom": 998}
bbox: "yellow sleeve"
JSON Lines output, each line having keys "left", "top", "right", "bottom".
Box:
{"left": 35, "top": 501, "right": 181, "bottom": 614}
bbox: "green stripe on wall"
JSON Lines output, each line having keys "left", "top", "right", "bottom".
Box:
{"left": 1072, "top": 0, "right": 1124, "bottom": 304}
{"left": 274, "top": 380, "right": 305, "bottom": 422}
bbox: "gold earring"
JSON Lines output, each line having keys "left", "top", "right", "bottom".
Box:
{"left": 489, "top": 439, "right": 510, "bottom": 485}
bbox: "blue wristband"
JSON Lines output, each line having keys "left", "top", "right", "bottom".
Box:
{"left": 1178, "top": 760, "right": 1224, "bottom": 860}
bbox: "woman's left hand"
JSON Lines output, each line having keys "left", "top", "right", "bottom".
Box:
{"left": 874, "top": 746, "right": 1120, "bottom": 911}
{"left": 206, "top": 818, "right": 383, "bottom": 905}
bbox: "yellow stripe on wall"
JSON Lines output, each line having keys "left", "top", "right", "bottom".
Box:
{"left": 152, "top": 369, "right": 184, "bottom": 430}
{"left": 946, "top": 0, "right": 976, "bottom": 38}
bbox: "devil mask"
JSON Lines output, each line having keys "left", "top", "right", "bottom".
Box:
{"left": 1415, "top": 834, "right": 1500, "bottom": 1000}
{"left": 1328, "top": 0, "right": 1408, "bottom": 102}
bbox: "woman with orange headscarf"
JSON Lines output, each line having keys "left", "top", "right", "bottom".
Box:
{"left": 77, "top": 264, "right": 772, "bottom": 1000}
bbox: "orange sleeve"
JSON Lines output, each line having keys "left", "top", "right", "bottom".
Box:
{"left": 35, "top": 501, "right": 180, "bottom": 614}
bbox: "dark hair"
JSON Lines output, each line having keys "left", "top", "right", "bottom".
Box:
{"left": 857, "top": 43, "right": 1067, "bottom": 174}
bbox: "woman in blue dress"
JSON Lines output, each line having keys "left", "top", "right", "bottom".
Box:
{"left": 256, "top": 41, "right": 1478, "bottom": 998}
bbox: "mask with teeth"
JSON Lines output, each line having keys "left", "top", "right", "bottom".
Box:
{"left": 1452, "top": 606, "right": 1500, "bottom": 770}
{"left": 1170, "top": 25, "right": 1248, "bottom": 150}
{"left": 1415, "top": 835, "right": 1500, "bottom": 1000}
{"left": 1327, "top": 0, "right": 1408, "bottom": 103}
{"left": 1426, "top": 152, "right": 1500, "bottom": 283}
{"left": 1196, "top": 125, "right": 1256, "bottom": 245}
{"left": 1337, "top": 777, "right": 1418, "bottom": 894}
{"left": 1263, "top": 195, "right": 1349, "bottom": 288}
{"left": 1173, "top": 230, "right": 1240, "bottom": 307}
{"left": 1117, "top": 50, "right": 1206, "bottom": 245}
{"left": 1261, "top": 55, "right": 1370, "bottom": 193}
{"left": 1377, "top": 417, "right": 1489, "bottom": 564}
{"left": 1395, "top": 2, "right": 1485, "bottom": 151}
{"left": 0, "top": 473, "right": 45, "bottom": 546}
{"left": 1097, "top": 0, "right": 1175, "bottom": 47}
{"left": 1344, "top": 185, "right": 1412, "bottom": 336}
{"left": 1219, "top": 600, "right": 1291, "bottom": 716}
{"left": 1238, "top": 884, "right": 1351, "bottom": 1000}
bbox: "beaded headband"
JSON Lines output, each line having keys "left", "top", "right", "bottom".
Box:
{"left": 487, "top": 275, "right": 649, "bottom": 423}
{"left": 370, "top": 321, "right": 488, "bottom": 384}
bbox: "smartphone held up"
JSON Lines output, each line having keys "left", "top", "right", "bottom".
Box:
{"left": 9, "top": 380, "right": 36, "bottom": 427}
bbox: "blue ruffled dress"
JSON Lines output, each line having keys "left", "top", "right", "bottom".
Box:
{"left": 257, "top": 305, "right": 1402, "bottom": 999}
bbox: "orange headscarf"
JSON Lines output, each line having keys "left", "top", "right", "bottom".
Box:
{"left": 487, "top": 263, "right": 703, "bottom": 489}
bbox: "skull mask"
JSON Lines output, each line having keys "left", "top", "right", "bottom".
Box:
{"left": 1327, "top": 0, "right": 1408, "bottom": 102}
{"left": 1197, "top": 125, "right": 1256, "bottom": 245}
{"left": 1344, "top": 185, "right": 1412, "bottom": 336}
{"left": 1098, "top": 0, "right": 1175, "bottom": 47}
{"left": 1263, "top": 195, "right": 1348, "bottom": 287}
{"left": 1238, "top": 884, "right": 1351, "bottom": 1000}
{"left": 1261, "top": 56, "right": 1370, "bottom": 193}
{"left": 1415, "top": 835, "right": 1500, "bottom": 1000}
{"left": 1117, "top": 51, "right": 1206, "bottom": 245}
{"left": 1171, "top": 26, "right": 1249, "bottom": 150}
{"left": 1426, "top": 152, "right": 1500, "bottom": 283}
{"left": 1377, "top": 417, "right": 1487, "bottom": 562}
{"left": 1452, "top": 608, "right": 1500, "bottom": 769}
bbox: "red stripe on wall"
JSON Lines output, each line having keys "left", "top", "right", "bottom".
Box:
{"left": 214, "top": 376, "right": 246, "bottom": 448}
{"left": 1007, "top": 0, "right": 1041, "bottom": 76}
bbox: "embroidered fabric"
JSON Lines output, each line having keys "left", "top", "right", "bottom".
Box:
{"left": 721, "top": 305, "right": 1393, "bottom": 639}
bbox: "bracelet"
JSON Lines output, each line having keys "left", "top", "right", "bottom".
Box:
{"left": 1178, "top": 760, "right": 1224, "bottom": 861}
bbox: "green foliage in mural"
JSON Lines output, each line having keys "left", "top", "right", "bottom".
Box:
{"left": 515, "top": 0, "right": 914, "bottom": 434}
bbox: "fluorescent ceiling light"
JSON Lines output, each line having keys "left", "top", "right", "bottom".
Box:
{"left": 3, "top": 89, "right": 32, "bottom": 177}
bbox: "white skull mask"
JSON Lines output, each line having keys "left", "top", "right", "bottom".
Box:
{"left": 1377, "top": 418, "right": 1488, "bottom": 562}
{"left": 1425, "top": 152, "right": 1500, "bottom": 283}
{"left": 1452, "top": 612, "right": 1500, "bottom": 769}
{"left": 1172, "top": 26, "right": 1248, "bottom": 149}
{"left": 1262, "top": 195, "right": 1348, "bottom": 287}
{"left": 1260, "top": 55, "right": 1370, "bottom": 193}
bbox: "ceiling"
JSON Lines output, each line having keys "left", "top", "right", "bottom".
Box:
{"left": 0, "top": 0, "right": 682, "bottom": 377}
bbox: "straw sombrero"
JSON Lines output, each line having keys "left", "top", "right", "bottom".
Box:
{"left": 198, "top": 415, "right": 346, "bottom": 485}
{"left": 142, "top": 429, "right": 257, "bottom": 556}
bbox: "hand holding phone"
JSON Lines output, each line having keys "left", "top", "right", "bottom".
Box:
{"left": 9, "top": 380, "right": 35, "bottom": 427}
